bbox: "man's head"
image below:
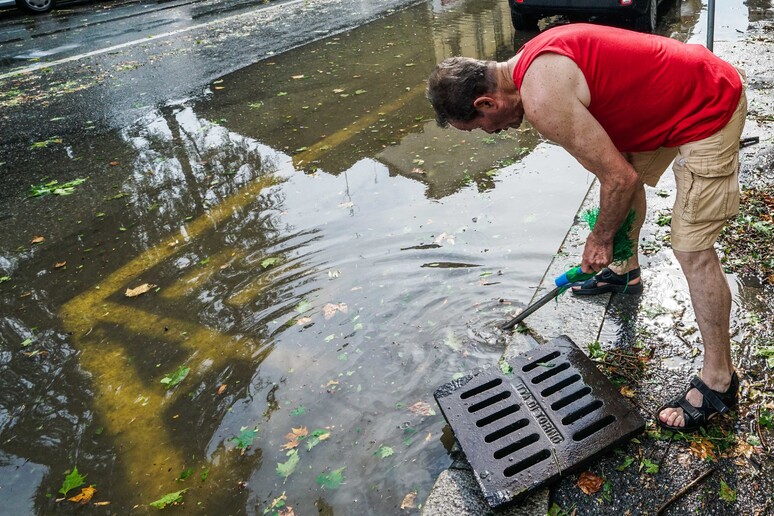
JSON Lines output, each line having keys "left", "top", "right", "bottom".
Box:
{"left": 426, "top": 56, "right": 524, "bottom": 133}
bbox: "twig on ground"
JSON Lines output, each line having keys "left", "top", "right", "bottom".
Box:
{"left": 656, "top": 467, "right": 715, "bottom": 515}
{"left": 756, "top": 407, "right": 768, "bottom": 452}
{"left": 656, "top": 434, "right": 674, "bottom": 470}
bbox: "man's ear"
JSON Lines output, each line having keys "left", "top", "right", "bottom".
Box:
{"left": 473, "top": 95, "right": 497, "bottom": 112}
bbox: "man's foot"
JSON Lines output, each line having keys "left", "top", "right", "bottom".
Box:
{"left": 571, "top": 267, "right": 642, "bottom": 295}
{"left": 657, "top": 372, "right": 739, "bottom": 432}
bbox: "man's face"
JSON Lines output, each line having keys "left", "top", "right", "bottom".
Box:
{"left": 449, "top": 98, "right": 525, "bottom": 134}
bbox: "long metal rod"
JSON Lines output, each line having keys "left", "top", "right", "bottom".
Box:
{"left": 501, "top": 286, "right": 562, "bottom": 331}
{"left": 707, "top": 0, "right": 716, "bottom": 51}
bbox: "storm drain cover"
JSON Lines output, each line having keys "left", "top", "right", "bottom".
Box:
{"left": 434, "top": 335, "right": 645, "bottom": 508}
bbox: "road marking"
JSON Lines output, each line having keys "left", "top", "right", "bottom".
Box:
{"left": 0, "top": 0, "right": 306, "bottom": 81}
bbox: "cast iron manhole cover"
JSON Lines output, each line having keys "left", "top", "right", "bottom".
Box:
{"left": 434, "top": 335, "right": 645, "bottom": 508}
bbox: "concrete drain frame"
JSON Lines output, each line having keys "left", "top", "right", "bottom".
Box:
{"left": 434, "top": 335, "right": 645, "bottom": 508}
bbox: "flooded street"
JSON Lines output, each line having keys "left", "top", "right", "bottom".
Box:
{"left": 0, "top": 0, "right": 765, "bottom": 513}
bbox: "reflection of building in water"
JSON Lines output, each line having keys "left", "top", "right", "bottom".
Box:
{"left": 194, "top": 0, "right": 542, "bottom": 199}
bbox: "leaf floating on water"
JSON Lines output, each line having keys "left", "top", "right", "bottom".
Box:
{"left": 277, "top": 450, "right": 300, "bottom": 480}
{"left": 280, "top": 427, "right": 308, "bottom": 450}
{"left": 67, "top": 485, "right": 96, "bottom": 504}
{"left": 576, "top": 471, "right": 604, "bottom": 495}
{"left": 149, "top": 489, "right": 187, "bottom": 509}
{"left": 125, "top": 283, "right": 156, "bottom": 297}
{"left": 322, "top": 303, "right": 348, "bottom": 320}
{"left": 374, "top": 445, "right": 394, "bottom": 459}
{"left": 59, "top": 466, "right": 86, "bottom": 497}
{"left": 401, "top": 491, "right": 418, "bottom": 509}
{"left": 160, "top": 366, "right": 190, "bottom": 390}
{"left": 316, "top": 466, "right": 345, "bottom": 489}
{"left": 408, "top": 401, "right": 436, "bottom": 417}
{"left": 305, "top": 428, "right": 330, "bottom": 451}
{"left": 232, "top": 426, "right": 259, "bottom": 453}
{"left": 295, "top": 300, "right": 311, "bottom": 313}
{"left": 261, "top": 257, "right": 282, "bottom": 268}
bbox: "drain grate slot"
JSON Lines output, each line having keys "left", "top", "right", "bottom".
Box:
{"left": 551, "top": 386, "right": 592, "bottom": 411}
{"left": 461, "top": 378, "right": 503, "bottom": 399}
{"left": 494, "top": 433, "right": 540, "bottom": 459}
{"left": 573, "top": 414, "right": 617, "bottom": 441}
{"left": 435, "top": 335, "right": 645, "bottom": 508}
{"left": 469, "top": 390, "right": 511, "bottom": 412}
{"left": 476, "top": 405, "right": 520, "bottom": 427}
{"left": 484, "top": 418, "right": 530, "bottom": 443}
{"left": 503, "top": 448, "right": 552, "bottom": 477}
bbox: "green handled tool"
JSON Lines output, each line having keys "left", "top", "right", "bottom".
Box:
{"left": 500, "top": 207, "right": 636, "bottom": 332}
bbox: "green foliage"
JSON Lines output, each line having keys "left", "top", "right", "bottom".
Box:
{"left": 149, "top": 489, "right": 187, "bottom": 509}
{"left": 616, "top": 456, "right": 634, "bottom": 471}
{"left": 587, "top": 341, "right": 607, "bottom": 360}
{"left": 316, "top": 466, "right": 345, "bottom": 489}
{"left": 374, "top": 445, "right": 394, "bottom": 459}
{"left": 498, "top": 358, "right": 513, "bottom": 375}
{"left": 640, "top": 458, "right": 659, "bottom": 474}
{"left": 291, "top": 406, "right": 306, "bottom": 416}
{"left": 231, "top": 427, "right": 259, "bottom": 451}
{"left": 29, "top": 178, "right": 87, "bottom": 197}
{"left": 160, "top": 366, "right": 190, "bottom": 389}
{"left": 760, "top": 408, "right": 773, "bottom": 429}
{"left": 59, "top": 466, "right": 86, "bottom": 497}
{"left": 305, "top": 429, "right": 330, "bottom": 451}
{"left": 719, "top": 479, "right": 737, "bottom": 503}
{"left": 177, "top": 467, "right": 194, "bottom": 481}
{"left": 276, "top": 450, "right": 300, "bottom": 479}
{"left": 261, "top": 257, "right": 281, "bottom": 268}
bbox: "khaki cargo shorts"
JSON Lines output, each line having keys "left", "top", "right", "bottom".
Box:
{"left": 625, "top": 71, "right": 748, "bottom": 252}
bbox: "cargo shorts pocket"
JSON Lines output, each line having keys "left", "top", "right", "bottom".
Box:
{"left": 673, "top": 155, "right": 739, "bottom": 224}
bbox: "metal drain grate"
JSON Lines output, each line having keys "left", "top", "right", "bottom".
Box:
{"left": 434, "top": 335, "right": 645, "bottom": 508}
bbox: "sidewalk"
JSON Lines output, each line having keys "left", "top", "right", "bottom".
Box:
{"left": 423, "top": 17, "right": 774, "bottom": 516}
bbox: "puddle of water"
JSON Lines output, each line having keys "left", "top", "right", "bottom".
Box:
{"left": 0, "top": 0, "right": 756, "bottom": 513}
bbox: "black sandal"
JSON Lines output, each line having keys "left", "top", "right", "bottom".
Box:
{"left": 656, "top": 372, "right": 740, "bottom": 433}
{"left": 571, "top": 267, "right": 643, "bottom": 295}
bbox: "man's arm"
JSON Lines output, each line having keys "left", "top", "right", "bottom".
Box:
{"left": 520, "top": 53, "right": 640, "bottom": 273}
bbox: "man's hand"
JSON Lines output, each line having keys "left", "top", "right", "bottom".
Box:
{"left": 581, "top": 232, "right": 613, "bottom": 273}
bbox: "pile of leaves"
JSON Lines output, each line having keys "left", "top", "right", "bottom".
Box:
{"left": 719, "top": 188, "right": 774, "bottom": 284}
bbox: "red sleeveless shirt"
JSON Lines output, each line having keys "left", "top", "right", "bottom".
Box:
{"left": 512, "top": 24, "right": 742, "bottom": 152}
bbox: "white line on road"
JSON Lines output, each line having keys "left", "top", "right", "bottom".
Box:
{"left": 0, "top": 0, "right": 305, "bottom": 81}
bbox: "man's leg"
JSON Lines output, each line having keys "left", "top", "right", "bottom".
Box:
{"left": 658, "top": 248, "right": 734, "bottom": 427}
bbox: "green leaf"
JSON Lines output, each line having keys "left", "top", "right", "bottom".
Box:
{"left": 498, "top": 359, "right": 513, "bottom": 375}
{"left": 21, "top": 338, "right": 33, "bottom": 347}
{"left": 587, "top": 341, "right": 607, "bottom": 360}
{"left": 261, "top": 257, "right": 281, "bottom": 268}
{"left": 276, "top": 449, "right": 300, "bottom": 479}
{"left": 291, "top": 406, "right": 306, "bottom": 416}
{"left": 295, "top": 300, "right": 311, "bottom": 313}
{"left": 178, "top": 467, "right": 194, "bottom": 481}
{"left": 0, "top": 276, "right": 10, "bottom": 284}
{"left": 316, "top": 466, "right": 345, "bottom": 489}
{"left": 59, "top": 466, "right": 86, "bottom": 497}
{"left": 231, "top": 426, "right": 259, "bottom": 450}
{"left": 374, "top": 445, "right": 394, "bottom": 459}
{"left": 306, "top": 428, "right": 331, "bottom": 451}
{"left": 160, "top": 366, "right": 190, "bottom": 389}
{"left": 640, "top": 458, "right": 659, "bottom": 474}
{"left": 149, "top": 489, "right": 187, "bottom": 509}
{"left": 616, "top": 456, "right": 634, "bottom": 471}
{"left": 719, "top": 479, "right": 736, "bottom": 502}
{"left": 759, "top": 408, "right": 772, "bottom": 429}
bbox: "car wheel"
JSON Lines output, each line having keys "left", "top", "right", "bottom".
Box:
{"left": 633, "top": 0, "right": 657, "bottom": 32}
{"left": 16, "top": 0, "right": 55, "bottom": 14}
{"left": 511, "top": 11, "right": 539, "bottom": 31}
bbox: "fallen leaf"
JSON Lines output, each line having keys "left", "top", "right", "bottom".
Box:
{"left": 54, "top": 261, "right": 67, "bottom": 268}
{"left": 688, "top": 438, "right": 716, "bottom": 461}
{"left": 291, "top": 74, "right": 305, "bottom": 79}
{"left": 68, "top": 485, "right": 96, "bottom": 504}
{"left": 125, "top": 283, "right": 156, "bottom": 297}
{"left": 217, "top": 384, "right": 227, "bottom": 395}
{"left": 109, "top": 161, "right": 120, "bottom": 166}
{"left": 408, "top": 401, "right": 436, "bottom": 417}
{"left": 400, "top": 491, "right": 417, "bottom": 509}
{"left": 323, "top": 303, "right": 348, "bottom": 320}
{"left": 577, "top": 471, "right": 604, "bottom": 495}
{"left": 296, "top": 317, "right": 312, "bottom": 325}
{"left": 619, "top": 385, "right": 636, "bottom": 398}
{"left": 410, "top": 167, "right": 425, "bottom": 174}
{"left": 93, "top": 501, "right": 111, "bottom": 506}
{"left": 332, "top": 88, "right": 345, "bottom": 93}
{"left": 31, "top": 235, "right": 45, "bottom": 244}
{"left": 281, "top": 427, "right": 309, "bottom": 450}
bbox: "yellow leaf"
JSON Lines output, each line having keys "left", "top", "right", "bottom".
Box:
{"left": 54, "top": 261, "right": 67, "bottom": 268}
{"left": 576, "top": 471, "right": 604, "bottom": 495}
{"left": 68, "top": 485, "right": 96, "bottom": 504}
{"left": 322, "top": 303, "right": 348, "bottom": 320}
{"left": 31, "top": 235, "right": 45, "bottom": 244}
{"left": 619, "top": 385, "right": 636, "bottom": 398}
{"left": 125, "top": 283, "right": 156, "bottom": 297}
{"left": 400, "top": 491, "right": 418, "bottom": 509}
{"left": 688, "top": 438, "right": 716, "bottom": 461}
{"left": 281, "top": 426, "right": 309, "bottom": 450}
{"left": 296, "top": 317, "right": 312, "bottom": 326}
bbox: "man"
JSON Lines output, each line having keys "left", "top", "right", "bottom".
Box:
{"left": 426, "top": 23, "right": 746, "bottom": 432}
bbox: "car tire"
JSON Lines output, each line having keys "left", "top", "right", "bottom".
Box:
{"left": 633, "top": 0, "right": 657, "bottom": 32}
{"left": 511, "top": 11, "right": 539, "bottom": 31}
{"left": 16, "top": 0, "right": 55, "bottom": 14}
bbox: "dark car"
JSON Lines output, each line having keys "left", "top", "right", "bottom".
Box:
{"left": 508, "top": 0, "right": 670, "bottom": 33}
{"left": 0, "top": 0, "right": 55, "bottom": 14}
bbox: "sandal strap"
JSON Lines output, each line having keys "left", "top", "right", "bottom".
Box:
{"left": 595, "top": 267, "right": 641, "bottom": 285}
{"left": 689, "top": 376, "right": 730, "bottom": 415}
{"left": 677, "top": 396, "right": 705, "bottom": 423}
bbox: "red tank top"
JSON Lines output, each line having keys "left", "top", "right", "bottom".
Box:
{"left": 512, "top": 24, "right": 742, "bottom": 152}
